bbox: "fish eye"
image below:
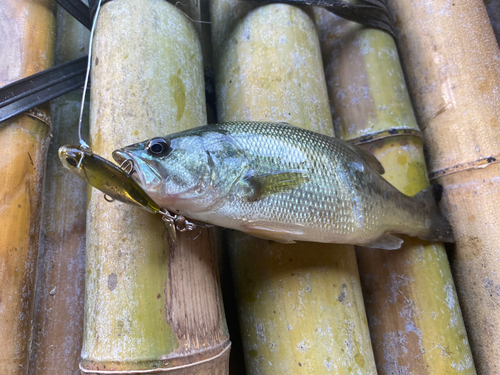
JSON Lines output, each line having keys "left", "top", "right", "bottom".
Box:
{"left": 147, "top": 138, "right": 170, "bottom": 156}
{"left": 66, "top": 157, "right": 78, "bottom": 167}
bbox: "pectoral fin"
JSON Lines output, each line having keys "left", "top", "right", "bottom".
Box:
{"left": 243, "top": 170, "right": 309, "bottom": 202}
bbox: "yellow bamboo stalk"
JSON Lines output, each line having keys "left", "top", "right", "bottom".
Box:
{"left": 385, "top": 0, "right": 500, "bottom": 372}
{"left": 80, "top": 0, "right": 230, "bottom": 373}
{"left": 29, "top": 5, "right": 90, "bottom": 374}
{"left": 0, "top": 1, "right": 55, "bottom": 374}
{"left": 210, "top": 2, "right": 376, "bottom": 373}
{"left": 315, "top": 8, "right": 476, "bottom": 374}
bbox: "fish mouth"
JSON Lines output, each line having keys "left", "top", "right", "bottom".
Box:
{"left": 112, "top": 149, "right": 163, "bottom": 192}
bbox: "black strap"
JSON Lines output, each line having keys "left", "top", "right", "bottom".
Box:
{"left": 242, "top": 0, "right": 395, "bottom": 37}
{"left": 0, "top": 57, "right": 88, "bottom": 124}
{"left": 55, "top": 0, "right": 92, "bottom": 30}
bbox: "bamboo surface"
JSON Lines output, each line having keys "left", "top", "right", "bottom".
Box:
{"left": 386, "top": 0, "right": 500, "bottom": 373}
{"left": 210, "top": 2, "right": 376, "bottom": 373}
{"left": 81, "top": 0, "right": 229, "bottom": 373}
{"left": 29, "top": 5, "right": 89, "bottom": 374}
{"left": 315, "top": 9, "right": 475, "bottom": 374}
{"left": 0, "top": 1, "right": 55, "bottom": 374}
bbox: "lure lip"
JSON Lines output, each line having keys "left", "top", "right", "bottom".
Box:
{"left": 111, "top": 149, "right": 127, "bottom": 166}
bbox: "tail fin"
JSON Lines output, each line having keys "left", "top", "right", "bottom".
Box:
{"left": 414, "top": 186, "right": 454, "bottom": 243}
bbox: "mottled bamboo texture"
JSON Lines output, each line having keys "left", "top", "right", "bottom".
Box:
{"left": 386, "top": 0, "right": 500, "bottom": 373}
{"left": 315, "top": 9, "right": 475, "bottom": 374}
{"left": 484, "top": 0, "right": 500, "bottom": 46}
{"left": 29, "top": 6, "right": 89, "bottom": 375}
{"left": 210, "top": 2, "right": 376, "bottom": 373}
{"left": 0, "top": 1, "right": 55, "bottom": 374}
{"left": 81, "top": 0, "right": 229, "bottom": 373}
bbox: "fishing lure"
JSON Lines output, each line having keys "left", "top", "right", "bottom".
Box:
{"left": 62, "top": 0, "right": 207, "bottom": 242}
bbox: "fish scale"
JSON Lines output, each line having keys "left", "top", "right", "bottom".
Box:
{"left": 215, "top": 122, "right": 384, "bottom": 237}
{"left": 112, "top": 121, "right": 453, "bottom": 249}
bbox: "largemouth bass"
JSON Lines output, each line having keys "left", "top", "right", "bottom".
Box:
{"left": 112, "top": 122, "right": 452, "bottom": 249}
{"left": 58, "top": 145, "right": 160, "bottom": 214}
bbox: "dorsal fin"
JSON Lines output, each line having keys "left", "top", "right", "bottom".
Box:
{"left": 345, "top": 142, "right": 385, "bottom": 174}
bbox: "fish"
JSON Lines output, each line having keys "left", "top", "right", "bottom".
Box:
{"left": 112, "top": 121, "right": 453, "bottom": 249}
{"left": 58, "top": 145, "right": 160, "bottom": 214}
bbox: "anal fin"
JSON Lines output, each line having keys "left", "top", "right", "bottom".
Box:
{"left": 240, "top": 223, "right": 302, "bottom": 244}
{"left": 361, "top": 233, "right": 404, "bottom": 250}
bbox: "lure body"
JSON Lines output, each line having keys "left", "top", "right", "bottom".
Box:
{"left": 58, "top": 145, "right": 160, "bottom": 213}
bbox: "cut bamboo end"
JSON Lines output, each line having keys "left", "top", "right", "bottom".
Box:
{"left": 29, "top": 4, "right": 90, "bottom": 374}
{"left": 210, "top": 2, "right": 376, "bottom": 373}
{"left": 386, "top": 0, "right": 500, "bottom": 372}
{"left": 0, "top": 1, "right": 55, "bottom": 373}
{"left": 81, "top": 0, "right": 229, "bottom": 372}
{"left": 315, "top": 7, "right": 475, "bottom": 374}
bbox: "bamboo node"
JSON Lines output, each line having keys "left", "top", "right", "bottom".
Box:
{"left": 429, "top": 153, "right": 500, "bottom": 180}
{"left": 79, "top": 342, "right": 231, "bottom": 373}
{"left": 348, "top": 127, "right": 422, "bottom": 145}
{"left": 26, "top": 107, "right": 52, "bottom": 129}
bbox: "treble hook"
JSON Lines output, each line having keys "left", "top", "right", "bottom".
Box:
{"left": 119, "top": 158, "right": 136, "bottom": 176}
{"left": 188, "top": 227, "right": 202, "bottom": 241}
{"left": 160, "top": 208, "right": 178, "bottom": 244}
{"left": 158, "top": 208, "right": 213, "bottom": 243}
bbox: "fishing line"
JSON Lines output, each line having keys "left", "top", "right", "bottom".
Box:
{"left": 77, "top": 0, "right": 103, "bottom": 166}
{"left": 174, "top": 1, "right": 212, "bottom": 24}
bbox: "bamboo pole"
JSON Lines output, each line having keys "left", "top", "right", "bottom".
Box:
{"left": 29, "top": 5, "right": 89, "bottom": 374}
{"left": 0, "top": 1, "right": 55, "bottom": 374}
{"left": 315, "top": 9, "right": 476, "bottom": 374}
{"left": 80, "top": 0, "right": 229, "bottom": 373}
{"left": 384, "top": 0, "right": 500, "bottom": 373}
{"left": 210, "top": 2, "right": 376, "bottom": 373}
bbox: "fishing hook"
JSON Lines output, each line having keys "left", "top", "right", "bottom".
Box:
{"left": 158, "top": 208, "right": 213, "bottom": 238}
{"left": 187, "top": 227, "right": 202, "bottom": 241}
{"left": 119, "top": 158, "right": 136, "bottom": 176}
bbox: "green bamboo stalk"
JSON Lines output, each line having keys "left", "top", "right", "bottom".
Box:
{"left": 29, "top": 4, "right": 90, "bottom": 374}
{"left": 0, "top": 1, "right": 55, "bottom": 374}
{"left": 80, "top": 0, "right": 229, "bottom": 373}
{"left": 210, "top": 2, "right": 376, "bottom": 373}
{"left": 385, "top": 0, "right": 500, "bottom": 372}
{"left": 315, "top": 8, "right": 476, "bottom": 373}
